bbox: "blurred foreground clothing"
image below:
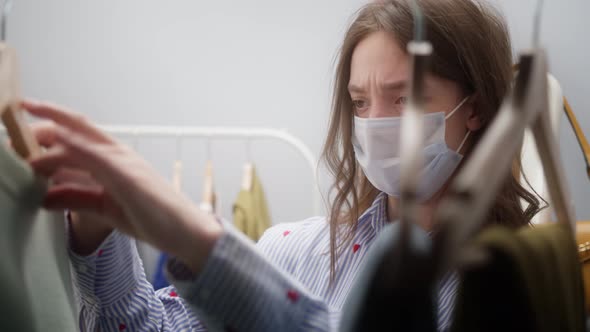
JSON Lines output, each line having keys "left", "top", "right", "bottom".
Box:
{"left": 452, "top": 223, "right": 585, "bottom": 332}
{"left": 0, "top": 145, "right": 77, "bottom": 331}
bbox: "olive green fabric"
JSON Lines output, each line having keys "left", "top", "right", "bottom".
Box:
{"left": 0, "top": 145, "right": 77, "bottom": 331}
{"left": 233, "top": 167, "right": 271, "bottom": 241}
{"left": 452, "top": 223, "right": 585, "bottom": 332}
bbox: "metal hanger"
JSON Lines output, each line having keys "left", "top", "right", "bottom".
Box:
{"left": 433, "top": 0, "right": 575, "bottom": 273}
{"left": 532, "top": 0, "right": 544, "bottom": 48}
{"left": 398, "top": 0, "right": 432, "bottom": 239}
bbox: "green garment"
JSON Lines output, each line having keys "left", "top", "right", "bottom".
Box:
{"left": 233, "top": 167, "right": 271, "bottom": 241}
{"left": 0, "top": 145, "right": 77, "bottom": 331}
{"left": 452, "top": 223, "right": 585, "bottom": 332}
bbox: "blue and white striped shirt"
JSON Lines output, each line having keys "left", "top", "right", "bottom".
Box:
{"left": 69, "top": 192, "right": 459, "bottom": 331}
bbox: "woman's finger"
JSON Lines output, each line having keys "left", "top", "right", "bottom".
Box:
{"left": 44, "top": 184, "right": 126, "bottom": 221}
{"left": 51, "top": 168, "right": 97, "bottom": 187}
{"left": 29, "top": 145, "right": 71, "bottom": 178}
{"left": 52, "top": 126, "right": 145, "bottom": 192}
{"left": 44, "top": 184, "right": 104, "bottom": 211}
{"left": 29, "top": 121, "right": 58, "bottom": 147}
{"left": 21, "top": 100, "right": 114, "bottom": 144}
{"left": 5, "top": 121, "right": 55, "bottom": 149}
{"left": 29, "top": 126, "right": 113, "bottom": 179}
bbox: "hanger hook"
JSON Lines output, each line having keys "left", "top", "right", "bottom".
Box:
{"left": 1, "top": 0, "right": 14, "bottom": 41}
{"left": 533, "top": 0, "right": 545, "bottom": 48}
{"left": 409, "top": 0, "right": 425, "bottom": 41}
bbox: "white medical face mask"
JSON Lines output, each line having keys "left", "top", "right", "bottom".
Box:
{"left": 352, "top": 97, "right": 471, "bottom": 201}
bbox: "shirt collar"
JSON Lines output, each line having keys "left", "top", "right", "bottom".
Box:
{"left": 358, "top": 192, "right": 437, "bottom": 237}
{"left": 357, "top": 192, "right": 389, "bottom": 234}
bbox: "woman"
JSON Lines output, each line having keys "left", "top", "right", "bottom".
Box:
{"left": 23, "top": 0, "right": 541, "bottom": 331}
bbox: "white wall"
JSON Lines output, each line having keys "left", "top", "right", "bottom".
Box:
{"left": 10, "top": 0, "right": 370, "bottom": 227}
{"left": 9, "top": 0, "right": 590, "bottom": 224}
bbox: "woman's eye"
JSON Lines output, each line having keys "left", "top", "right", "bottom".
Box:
{"left": 352, "top": 100, "right": 368, "bottom": 110}
{"left": 396, "top": 96, "right": 408, "bottom": 105}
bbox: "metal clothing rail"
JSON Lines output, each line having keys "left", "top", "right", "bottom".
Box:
{"left": 99, "top": 125, "right": 321, "bottom": 215}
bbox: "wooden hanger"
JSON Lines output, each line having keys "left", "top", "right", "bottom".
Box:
{"left": 172, "top": 160, "right": 182, "bottom": 193}
{"left": 563, "top": 97, "right": 590, "bottom": 180}
{"left": 200, "top": 160, "right": 216, "bottom": 214}
{"left": 0, "top": 1, "right": 39, "bottom": 159}
{"left": 241, "top": 139, "right": 254, "bottom": 191}
{"left": 241, "top": 163, "right": 254, "bottom": 191}
{"left": 172, "top": 137, "right": 183, "bottom": 193}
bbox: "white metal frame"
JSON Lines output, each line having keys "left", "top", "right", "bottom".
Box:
{"left": 99, "top": 125, "right": 321, "bottom": 215}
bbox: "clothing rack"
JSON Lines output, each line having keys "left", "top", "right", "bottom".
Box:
{"left": 100, "top": 125, "right": 321, "bottom": 216}
{"left": 1, "top": 124, "right": 321, "bottom": 214}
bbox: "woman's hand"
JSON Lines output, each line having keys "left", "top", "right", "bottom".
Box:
{"left": 22, "top": 100, "right": 223, "bottom": 274}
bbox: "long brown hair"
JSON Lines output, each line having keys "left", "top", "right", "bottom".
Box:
{"left": 322, "top": 0, "right": 542, "bottom": 282}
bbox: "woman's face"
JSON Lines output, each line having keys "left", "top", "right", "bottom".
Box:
{"left": 348, "top": 31, "right": 479, "bottom": 152}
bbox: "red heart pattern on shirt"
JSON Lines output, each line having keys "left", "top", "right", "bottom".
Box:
{"left": 119, "top": 323, "right": 126, "bottom": 330}
{"left": 353, "top": 244, "right": 361, "bottom": 253}
{"left": 287, "top": 290, "right": 299, "bottom": 303}
{"left": 170, "top": 291, "right": 178, "bottom": 297}
{"left": 283, "top": 230, "right": 291, "bottom": 237}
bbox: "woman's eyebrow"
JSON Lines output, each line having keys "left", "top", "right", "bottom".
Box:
{"left": 381, "top": 80, "right": 407, "bottom": 91}
{"left": 348, "top": 83, "right": 365, "bottom": 94}
{"left": 348, "top": 80, "right": 408, "bottom": 93}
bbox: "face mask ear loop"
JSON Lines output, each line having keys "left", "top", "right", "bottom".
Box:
{"left": 457, "top": 130, "right": 471, "bottom": 154}
{"left": 445, "top": 96, "right": 471, "bottom": 121}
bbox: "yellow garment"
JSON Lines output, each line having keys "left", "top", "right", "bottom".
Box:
{"left": 233, "top": 167, "right": 271, "bottom": 241}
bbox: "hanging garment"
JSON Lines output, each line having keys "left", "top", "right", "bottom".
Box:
{"left": 149, "top": 160, "right": 184, "bottom": 290}
{"left": 576, "top": 222, "right": 590, "bottom": 314}
{"left": 339, "top": 221, "right": 436, "bottom": 332}
{"left": 451, "top": 223, "right": 585, "bottom": 332}
{"left": 233, "top": 166, "right": 271, "bottom": 241}
{"left": 200, "top": 160, "right": 219, "bottom": 214}
{"left": 152, "top": 252, "right": 171, "bottom": 290}
{"left": 0, "top": 145, "right": 77, "bottom": 331}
